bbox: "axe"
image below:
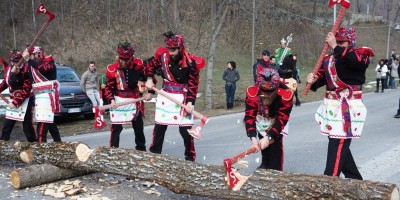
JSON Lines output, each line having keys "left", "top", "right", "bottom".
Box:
{"left": 151, "top": 87, "right": 208, "bottom": 140}
{"left": 303, "top": 0, "right": 351, "bottom": 95}
{"left": 17, "top": 3, "right": 55, "bottom": 67}
{"left": 93, "top": 97, "right": 146, "bottom": 129}
{"left": 224, "top": 138, "right": 275, "bottom": 190}
{"left": 0, "top": 94, "right": 10, "bottom": 104}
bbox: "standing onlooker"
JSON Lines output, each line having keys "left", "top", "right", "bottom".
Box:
{"left": 375, "top": 59, "right": 388, "bottom": 93}
{"left": 275, "top": 38, "right": 292, "bottom": 66}
{"left": 269, "top": 56, "right": 280, "bottom": 71}
{"left": 80, "top": 61, "right": 101, "bottom": 107}
{"left": 145, "top": 31, "right": 206, "bottom": 161}
{"left": 22, "top": 46, "right": 62, "bottom": 143}
{"left": 104, "top": 41, "right": 154, "bottom": 149}
{"left": 306, "top": 27, "right": 374, "bottom": 180}
{"left": 252, "top": 49, "right": 270, "bottom": 83}
{"left": 0, "top": 50, "right": 36, "bottom": 142}
{"left": 390, "top": 55, "right": 399, "bottom": 89}
{"left": 222, "top": 61, "right": 240, "bottom": 110}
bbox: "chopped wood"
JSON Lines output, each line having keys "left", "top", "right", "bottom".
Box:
{"left": 0, "top": 140, "right": 399, "bottom": 200}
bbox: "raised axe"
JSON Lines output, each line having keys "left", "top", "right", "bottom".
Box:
{"left": 151, "top": 86, "right": 208, "bottom": 140}
{"left": 16, "top": 3, "right": 55, "bottom": 68}
{"left": 224, "top": 138, "right": 275, "bottom": 190}
{"left": 303, "top": 0, "right": 351, "bottom": 95}
{"left": 93, "top": 97, "right": 146, "bottom": 129}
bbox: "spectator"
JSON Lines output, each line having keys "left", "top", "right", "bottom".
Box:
{"left": 306, "top": 27, "right": 374, "bottom": 180}
{"left": 252, "top": 49, "right": 270, "bottom": 83}
{"left": 222, "top": 61, "right": 240, "bottom": 110}
{"left": 80, "top": 61, "right": 101, "bottom": 107}
{"left": 269, "top": 56, "right": 280, "bottom": 71}
{"left": 389, "top": 55, "right": 399, "bottom": 89}
{"left": 375, "top": 59, "right": 388, "bottom": 93}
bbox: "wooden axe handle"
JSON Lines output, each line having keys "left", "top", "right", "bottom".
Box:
{"left": 0, "top": 94, "right": 10, "bottom": 104}
{"left": 303, "top": 5, "right": 348, "bottom": 95}
{"left": 99, "top": 97, "right": 145, "bottom": 111}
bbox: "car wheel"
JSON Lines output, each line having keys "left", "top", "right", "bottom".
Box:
{"left": 84, "top": 113, "right": 95, "bottom": 120}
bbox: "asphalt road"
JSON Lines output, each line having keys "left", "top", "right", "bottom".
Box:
{"left": 1, "top": 88, "right": 400, "bottom": 199}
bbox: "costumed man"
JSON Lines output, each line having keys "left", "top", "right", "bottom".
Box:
{"left": 252, "top": 49, "right": 270, "bottom": 83}
{"left": 306, "top": 27, "right": 374, "bottom": 180}
{"left": 275, "top": 38, "right": 292, "bottom": 66}
{"left": 103, "top": 41, "right": 154, "bottom": 150}
{"left": 145, "top": 31, "right": 206, "bottom": 161}
{"left": 279, "top": 54, "right": 301, "bottom": 106}
{"left": 0, "top": 51, "right": 36, "bottom": 142}
{"left": 22, "top": 46, "right": 61, "bottom": 143}
{"left": 244, "top": 68, "right": 294, "bottom": 170}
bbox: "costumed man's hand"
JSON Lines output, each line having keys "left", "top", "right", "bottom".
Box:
{"left": 22, "top": 48, "right": 30, "bottom": 61}
{"left": 145, "top": 77, "right": 154, "bottom": 89}
{"left": 306, "top": 73, "right": 318, "bottom": 84}
{"left": 325, "top": 32, "right": 337, "bottom": 49}
{"left": 111, "top": 100, "right": 117, "bottom": 109}
{"left": 11, "top": 65, "right": 20, "bottom": 74}
{"left": 144, "top": 93, "right": 153, "bottom": 101}
{"left": 185, "top": 102, "right": 193, "bottom": 114}
{"left": 7, "top": 102, "right": 16, "bottom": 109}
{"left": 250, "top": 137, "right": 260, "bottom": 152}
{"left": 259, "top": 137, "right": 272, "bottom": 150}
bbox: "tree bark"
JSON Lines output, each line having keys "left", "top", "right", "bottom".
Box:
{"left": 0, "top": 141, "right": 398, "bottom": 200}
{"left": 11, "top": 164, "right": 91, "bottom": 189}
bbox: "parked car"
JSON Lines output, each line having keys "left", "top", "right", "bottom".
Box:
{"left": 56, "top": 65, "right": 94, "bottom": 119}
{"left": 0, "top": 65, "right": 94, "bottom": 119}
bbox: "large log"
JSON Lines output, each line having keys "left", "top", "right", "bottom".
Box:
{"left": 0, "top": 140, "right": 398, "bottom": 200}
{"left": 11, "top": 164, "right": 91, "bottom": 189}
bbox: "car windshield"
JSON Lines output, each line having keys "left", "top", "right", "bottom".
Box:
{"left": 57, "top": 67, "right": 80, "bottom": 82}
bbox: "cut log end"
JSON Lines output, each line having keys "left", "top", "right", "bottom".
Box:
{"left": 391, "top": 187, "right": 399, "bottom": 200}
{"left": 20, "top": 149, "right": 33, "bottom": 164}
{"left": 76, "top": 143, "right": 93, "bottom": 162}
{"left": 10, "top": 170, "right": 21, "bottom": 189}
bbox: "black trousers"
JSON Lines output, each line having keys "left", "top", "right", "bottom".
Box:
{"left": 258, "top": 134, "right": 284, "bottom": 171}
{"left": 0, "top": 97, "right": 36, "bottom": 142}
{"left": 109, "top": 112, "right": 146, "bottom": 151}
{"left": 149, "top": 124, "right": 196, "bottom": 161}
{"left": 37, "top": 122, "right": 61, "bottom": 142}
{"left": 324, "top": 137, "right": 363, "bottom": 180}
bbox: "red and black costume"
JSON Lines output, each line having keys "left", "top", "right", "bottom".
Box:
{"left": 0, "top": 52, "right": 36, "bottom": 142}
{"left": 309, "top": 27, "right": 374, "bottom": 180}
{"left": 244, "top": 68, "right": 293, "bottom": 170}
{"left": 104, "top": 42, "right": 154, "bottom": 150}
{"left": 146, "top": 32, "right": 205, "bottom": 161}
{"left": 26, "top": 46, "right": 61, "bottom": 143}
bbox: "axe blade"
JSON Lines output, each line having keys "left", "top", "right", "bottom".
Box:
{"left": 187, "top": 116, "right": 209, "bottom": 140}
{"left": 93, "top": 106, "right": 106, "bottom": 129}
{"left": 36, "top": 3, "right": 55, "bottom": 21}
{"left": 223, "top": 159, "right": 239, "bottom": 189}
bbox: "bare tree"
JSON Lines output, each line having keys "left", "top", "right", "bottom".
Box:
{"left": 31, "top": 0, "right": 37, "bottom": 33}
{"left": 356, "top": 0, "right": 362, "bottom": 13}
{"left": 10, "top": 0, "right": 16, "bottom": 49}
{"left": 383, "top": 0, "right": 395, "bottom": 21}
{"left": 204, "top": 0, "right": 232, "bottom": 110}
{"left": 160, "top": 0, "right": 169, "bottom": 31}
{"left": 173, "top": 0, "right": 180, "bottom": 32}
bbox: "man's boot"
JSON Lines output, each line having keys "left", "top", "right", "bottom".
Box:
{"left": 229, "top": 103, "right": 234, "bottom": 109}
{"left": 395, "top": 110, "right": 400, "bottom": 118}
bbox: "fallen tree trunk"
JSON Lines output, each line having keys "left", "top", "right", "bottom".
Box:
{"left": 0, "top": 141, "right": 398, "bottom": 200}
{"left": 11, "top": 164, "right": 91, "bottom": 189}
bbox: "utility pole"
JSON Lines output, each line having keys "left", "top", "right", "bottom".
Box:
{"left": 387, "top": 21, "right": 392, "bottom": 59}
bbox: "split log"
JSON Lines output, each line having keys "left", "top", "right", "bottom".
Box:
{"left": 11, "top": 164, "right": 91, "bottom": 189}
{"left": 0, "top": 140, "right": 398, "bottom": 200}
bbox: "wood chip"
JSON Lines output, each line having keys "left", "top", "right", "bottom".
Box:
{"left": 143, "top": 188, "right": 161, "bottom": 196}
{"left": 65, "top": 188, "right": 83, "bottom": 196}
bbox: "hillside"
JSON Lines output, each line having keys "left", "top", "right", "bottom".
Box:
{"left": 0, "top": 0, "right": 396, "bottom": 109}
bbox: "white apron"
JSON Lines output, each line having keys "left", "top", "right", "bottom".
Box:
{"left": 255, "top": 115, "right": 289, "bottom": 136}
{"left": 32, "top": 80, "right": 60, "bottom": 123}
{"left": 110, "top": 96, "right": 138, "bottom": 124}
{"left": 5, "top": 98, "right": 29, "bottom": 121}
{"left": 155, "top": 89, "right": 194, "bottom": 126}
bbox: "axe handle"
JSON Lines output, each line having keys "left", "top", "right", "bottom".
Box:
{"left": 228, "top": 143, "right": 261, "bottom": 165}
{"left": 0, "top": 94, "right": 10, "bottom": 104}
{"left": 151, "top": 87, "right": 206, "bottom": 120}
{"left": 99, "top": 97, "right": 145, "bottom": 111}
{"left": 303, "top": 5, "right": 347, "bottom": 95}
